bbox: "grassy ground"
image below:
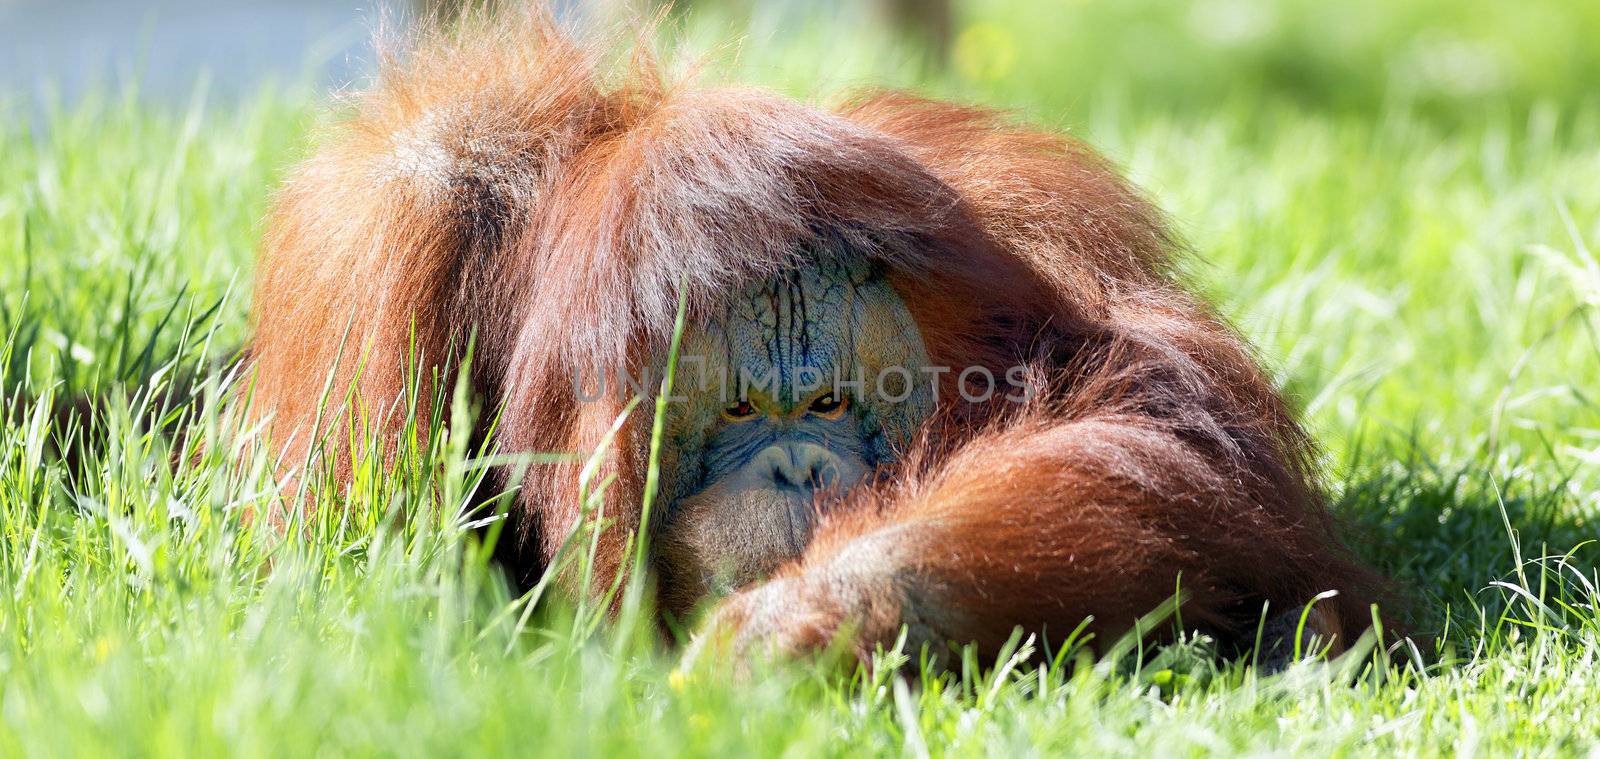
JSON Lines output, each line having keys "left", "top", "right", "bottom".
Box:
{"left": 3, "top": 1, "right": 1599, "bottom": 755}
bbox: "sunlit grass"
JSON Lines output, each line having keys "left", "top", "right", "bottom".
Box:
{"left": 2, "top": 0, "right": 1599, "bottom": 755}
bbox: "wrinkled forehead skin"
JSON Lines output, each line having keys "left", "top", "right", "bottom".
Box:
{"left": 720, "top": 258, "right": 880, "bottom": 405}
{"left": 654, "top": 252, "right": 935, "bottom": 503}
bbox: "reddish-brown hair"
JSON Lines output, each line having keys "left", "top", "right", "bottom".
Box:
{"left": 250, "top": 9, "right": 1381, "bottom": 651}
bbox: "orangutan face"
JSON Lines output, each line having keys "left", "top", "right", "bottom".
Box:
{"left": 653, "top": 254, "right": 934, "bottom": 616}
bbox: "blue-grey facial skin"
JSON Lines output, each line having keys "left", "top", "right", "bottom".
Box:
{"left": 699, "top": 404, "right": 872, "bottom": 503}
{"left": 654, "top": 256, "right": 933, "bottom": 616}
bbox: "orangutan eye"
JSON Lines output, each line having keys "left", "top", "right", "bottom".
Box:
{"left": 722, "top": 399, "right": 760, "bottom": 422}
{"left": 808, "top": 392, "right": 847, "bottom": 419}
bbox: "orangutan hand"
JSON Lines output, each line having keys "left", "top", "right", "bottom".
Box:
{"left": 679, "top": 546, "right": 919, "bottom": 674}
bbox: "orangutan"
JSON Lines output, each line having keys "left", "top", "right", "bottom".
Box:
{"left": 247, "top": 10, "right": 1380, "bottom": 665}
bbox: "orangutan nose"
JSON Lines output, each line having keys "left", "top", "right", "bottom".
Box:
{"left": 756, "top": 442, "right": 855, "bottom": 494}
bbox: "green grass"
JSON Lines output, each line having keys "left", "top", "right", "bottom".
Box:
{"left": 3, "top": 0, "right": 1600, "bottom": 755}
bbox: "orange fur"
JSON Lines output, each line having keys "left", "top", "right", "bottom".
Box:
{"left": 249, "top": 9, "right": 1381, "bottom": 656}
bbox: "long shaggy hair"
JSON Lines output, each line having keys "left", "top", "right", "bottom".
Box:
{"left": 249, "top": 8, "right": 1382, "bottom": 651}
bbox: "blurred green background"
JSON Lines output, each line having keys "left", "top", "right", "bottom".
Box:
{"left": 675, "top": 0, "right": 1600, "bottom": 120}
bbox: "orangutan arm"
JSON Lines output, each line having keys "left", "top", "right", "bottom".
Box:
{"left": 687, "top": 411, "right": 1368, "bottom": 664}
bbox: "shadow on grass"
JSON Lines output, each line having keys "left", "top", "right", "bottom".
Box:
{"left": 1333, "top": 438, "right": 1597, "bottom": 651}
